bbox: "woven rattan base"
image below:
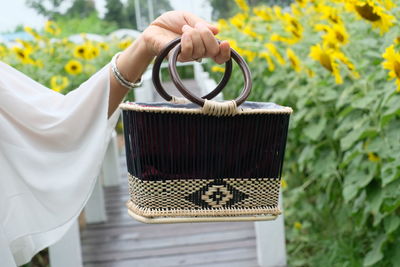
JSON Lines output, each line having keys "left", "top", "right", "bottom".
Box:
{"left": 127, "top": 174, "right": 281, "bottom": 223}
{"left": 127, "top": 202, "right": 278, "bottom": 223}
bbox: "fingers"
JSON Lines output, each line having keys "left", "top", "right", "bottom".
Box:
{"left": 195, "top": 22, "right": 219, "bottom": 59}
{"left": 178, "top": 23, "right": 230, "bottom": 64}
{"left": 179, "top": 25, "right": 204, "bottom": 62}
{"left": 182, "top": 12, "right": 219, "bottom": 35}
{"left": 179, "top": 34, "right": 193, "bottom": 62}
{"left": 213, "top": 41, "right": 231, "bottom": 64}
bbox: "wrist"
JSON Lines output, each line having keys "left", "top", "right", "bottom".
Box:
{"left": 117, "top": 35, "right": 154, "bottom": 82}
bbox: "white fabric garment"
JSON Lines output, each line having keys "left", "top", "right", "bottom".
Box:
{"left": 0, "top": 61, "right": 120, "bottom": 266}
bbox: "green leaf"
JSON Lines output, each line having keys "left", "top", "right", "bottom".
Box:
{"left": 381, "top": 95, "right": 400, "bottom": 126}
{"left": 298, "top": 146, "right": 315, "bottom": 167}
{"left": 343, "top": 170, "right": 374, "bottom": 202}
{"left": 390, "top": 242, "right": 400, "bottom": 266}
{"left": 319, "top": 89, "right": 338, "bottom": 102}
{"left": 382, "top": 198, "right": 400, "bottom": 213}
{"left": 363, "top": 235, "right": 386, "bottom": 266}
{"left": 303, "top": 117, "right": 327, "bottom": 141}
{"left": 337, "top": 106, "right": 354, "bottom": 119}
{"left": 384, "top": 215, "right": 400, "bottom": 234}
{"left": 381, "top": 162, "right": 400, "bottom": 186}
{"left": 340, "top": 149, "right": 361, "bottom": 169}
{"left": 343, "top": 183, "right": 359, "bottom": 202}
{"left": 367, "top": 186, "right": 384, "bottom": 216}
{"left": 336, "top": 84, "right": 356, "bottom": 109}
{"left": 340, "top": 126, "right": 367, "bottom": 150}
{"left": 351, "top": 95, "right": 378, "bottom": 110}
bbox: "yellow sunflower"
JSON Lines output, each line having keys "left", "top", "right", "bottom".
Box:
{"left": 50, "top": 76, "right": 69, "bottom": 92}
{"left": 265, "top": 43, "right": 285, "bottom": 65}
{"left": 230, "top": 13, "right": 247, "bottom": 30}
{"left": 74, "top": 44, "right": 89, "bottom": 59}
{"left": 294, "top": 221, "right": 302, "bottom": 230}
{"left": 316, "top": 3, "right": 343, "bottom": 24}
{"left": 315, "top": 23, "right": 349, "bottom": 49}
{"left": 281, "top": 178, "right": 288, "bottom": 189}
{"left": 310, "top": 43, "right": 359, "bottom": 83}
{"left": 244, "top": 49, "right": 258, "bottom": 62}
{"left": 12, "top": 47, "right": 34, "bottom": 65}
{"left": 99, "top": 42, "right": 110, "bottom": 51}
{"left": 345, "top": 0, "right": 395, "bottom": 34}
{"left": 285, "top": 14, "right": 303, "bottom": 33}
{"left": 0, "top": 45, "right": 6, "bottom": 58}
{"left": 24, "top": 26, "right": 41, "bottom": 40}
{"left": 291, "top": 3, "right": 303, "bottom": 17}
{"left": 242, "top": 26, "right": 261, "bottom": 39}
{"left": 216, "top": 19, "right": 229, "bottom": 31}
{"left": 259, "top": 51, "right": 275, "bottom": 71}
{"left": 382, "top": 45, "right": 400, "bottom": 92}
{"left": 286, "top": 48, "right": 301, "bottom": 72}
{"left": 88, "top": 45, "right": 100, "bottom": 60}
{"left": 16, "top": 39, "right": 35, "bottom": 52}
{"left": 309, "top": 43, "right": 342, "bottom": 84}
{"left": 273, "top": 6, "right": 284, "bottom": 20}
{"left": 226, "top": 39, "right": 241, "bottom": 54}
{"left": 235, "top": 0, "right": 249, "bottom": 13}
{"left": 253, "top": 6, "right": 273, "bottom": 21}
{"left": 65, "top": 60, "right": 83, "bottom": 75}
{"left": 119, "top": 38, "right": 133, "bottom": 50}
{"left": 44, "top": 20, "right": 61, "bottom": 35}
{"left": 271, "top": 34, "right": 300, "bottom": 45}
{"left": 271, "top": 13, "right": 303, "bottom": 45}
{"left": 306, "top": 67, "right": 315, "bottom": 78}
{"left": 295, "top": 0, "right": 308, "bottom": 8}
{"left": 368, "top": 152, "right": 380, "bottom": 162}
{"left": 211, "top": 66, "right": 225, "bottom": 73}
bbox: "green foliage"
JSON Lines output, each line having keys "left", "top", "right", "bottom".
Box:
{"left": 55, "top": 13, "right": 118, "bottom": 37}
{"left": 26, "top": 0, "right": 96, "bottom": 19}
{"left": 25, "top": 0, "right": 64, "bottom": 18}
{"left": 65, "top": 0, "right": 97, "bottom": 18}
{"left": 104, "top": 0, "right": 128, "bottom": 28}
{"left": 21, "top": 249, "right": 49, "bottom": 267}
{"left": 207, "top": 0, "right": 292, "bottom": 20}
{"left": 206, "top": 1, "right": 400, "bottom": 266}
{"left": 0, "top": 20, "right": 128, "bottom": 96}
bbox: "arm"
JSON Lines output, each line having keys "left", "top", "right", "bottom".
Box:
{"left": 107, "top": 11, "right": 231, "bottom": 117}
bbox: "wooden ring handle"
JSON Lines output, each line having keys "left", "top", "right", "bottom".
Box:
{"left": 168, "top": 38, "right": 252, "bottom": 107}
{"left": 152, "top": 38, "right": 233, "bottom": 102}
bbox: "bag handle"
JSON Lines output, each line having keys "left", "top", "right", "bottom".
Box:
{"left": 152, "top": 38, "right": 233, "bottom": 102}
{"left": 169, "top": 38, "right": 252, "bottom": 107}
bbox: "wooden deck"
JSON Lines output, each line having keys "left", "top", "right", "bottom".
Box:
{"left": 81, "top": 81, "right": 259, "bottom": 266}
{"left": 80, "top": 156, "right": 258, "bottom": 267}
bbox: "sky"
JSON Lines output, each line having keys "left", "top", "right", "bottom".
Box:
{"left": 0, "top": 0, "right": 211, "bottom": 33}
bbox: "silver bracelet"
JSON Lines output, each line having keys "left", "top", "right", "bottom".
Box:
{"left": 111, "top": 52, "right": 143, "bottom": 89}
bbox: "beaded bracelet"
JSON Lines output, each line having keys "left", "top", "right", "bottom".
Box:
{"left": 111, "top": 52, "right": 143, "bottom": 89}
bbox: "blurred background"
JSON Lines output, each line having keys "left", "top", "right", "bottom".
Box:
{"left": 1, "top": 0, "right": 400, "bottom": 267}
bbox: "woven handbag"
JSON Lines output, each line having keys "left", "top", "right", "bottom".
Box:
{"left": 120, "top": 38, "right": 292, "bottom": 223}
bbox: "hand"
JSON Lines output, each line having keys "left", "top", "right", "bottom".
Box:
{"left": 142, "top": 11, "right": 231, "bottom": 64}
{"left": 109, "top": 11, "right": 230, "bottom": 117}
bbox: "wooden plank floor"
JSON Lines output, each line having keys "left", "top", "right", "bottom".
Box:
{"left": 81, "top": 155, "right": 259, "bottom": 267}
{"left": 81, "top": 80, "right": 259, "bottom": 267}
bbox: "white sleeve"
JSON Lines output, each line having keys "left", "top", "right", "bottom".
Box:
{"left": 0, "top": 61, "right": 120, "bottom": 266}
